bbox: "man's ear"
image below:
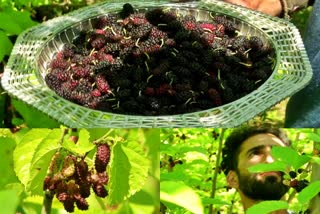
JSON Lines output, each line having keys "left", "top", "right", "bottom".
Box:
{"left": 227, "top": 170, "right": 239, "bottom": 189}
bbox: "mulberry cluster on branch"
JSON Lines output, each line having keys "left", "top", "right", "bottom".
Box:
{"left": 43, "top": 141, "right": 112, "bottom": 213}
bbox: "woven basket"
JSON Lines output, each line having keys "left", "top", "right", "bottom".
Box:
{"left": 1, "top": 0, "right": 312, "bottom": 128}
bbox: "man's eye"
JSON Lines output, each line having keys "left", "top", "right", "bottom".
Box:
{"left": 250, "top": 150, "right": 261, "bottom": 156}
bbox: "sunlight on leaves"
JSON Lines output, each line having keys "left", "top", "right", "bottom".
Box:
{"left": 246, "top": 201, "right": 288, "bottom": 214}
{"left": 160, "top": 181, "right": 204, "bottom": 214}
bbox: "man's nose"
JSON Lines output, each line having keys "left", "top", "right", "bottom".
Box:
{"left": 265, "top": 153, "right": 275, "bottom": 163}
{"left": 264, "top": 146, "right": 275, "bottom": 163}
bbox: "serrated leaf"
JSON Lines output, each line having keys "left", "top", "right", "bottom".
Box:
{"left": 63, "top": 129, "right": 94, "bottom": 156}
{"left": 248, "top": 162, "right": 287, "bottom": 173}
{"left": 160, "top": 181, "right": 204, "bottom": 214}
{"left": 271, "top": 146, "right": 311, "bottom": 170}
{"left": 28, "top": 129, "right": 62, "bottom": 195}
{"left": 0, "top": 31, "right": 13, "bottom": 61}
{"left": 108, "top": 142, "right": 130, "bottom": 204}
{"left": 108, "top": 141, "right": 149, "bottom": 205}
{"left": 0, "top": 189, "right": 20, "bottom": 214}
{"left": 122, "top": 141, "right": 149, "bottom": 194}
{"left": 13, "top": 129, "right": 51, "bottom": 188}
{"left": 297, "top": 180, "right": 320, "bottom": 204}
{"left": 246, "top": 201, "right": 288, "bottom": 214}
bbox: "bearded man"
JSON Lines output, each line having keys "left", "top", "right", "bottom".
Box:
{"left": 220, "top": 125, "right": 291, "bottom": 213}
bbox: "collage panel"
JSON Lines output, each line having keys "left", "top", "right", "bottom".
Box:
{"left": 0, "top": 1, "right": 319, "bottom": 214}
{"left": 0, "top": 128, "right": 160, "bottom": 214}
{"left": 160, "top": 127, "right": 320, "bottom": 214}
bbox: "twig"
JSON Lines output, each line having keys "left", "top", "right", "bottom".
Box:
{"left": 41, "top": 191, "right": 54, "bottom": 214}
{"left": 94, "top": 129, "right": 114, "bottom": 144}
{"left": 209, "top": 129, "right": 226, "bottom": 214}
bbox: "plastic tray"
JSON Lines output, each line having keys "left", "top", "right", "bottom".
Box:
{"left": 1, "top": 0, "right": 312, "bottom": 127}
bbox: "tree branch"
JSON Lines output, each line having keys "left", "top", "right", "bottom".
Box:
{"left": 209, "top": 128, "right": 226, "bottom": 214}
{"left": 41, "top": 191, "right": 53, "bottom": 214}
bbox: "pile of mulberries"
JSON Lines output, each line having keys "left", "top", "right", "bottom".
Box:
{"left": 43, "top": 143, "right": 111, "bottom": 213}
{"left": 45, "top": 3, "right": 275, "bottom": 115}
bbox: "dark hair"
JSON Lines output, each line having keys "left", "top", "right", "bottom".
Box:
{"left": 220, "top": 124, "right": 290, "bottom": 175}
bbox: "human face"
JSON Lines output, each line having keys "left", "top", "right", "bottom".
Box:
{"left": 235, "top": 133, "right": 289, "bottom": 200}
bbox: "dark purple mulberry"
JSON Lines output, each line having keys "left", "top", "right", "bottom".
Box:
{"left": 75, "top": 195, "right": 89, "bottom": 210}
{"left": 63, "top": 196, "right": 75, "bottom": 213}
{"left": 94, "top": 144, "right": 111, "bottom": 173}
{"left": 79, "top": 181, "right": 91, "bottom": 198}
{"left": 93, "top": 184, "right": 108, "bottom": 198}
{"left": 76, "top": 159, "right": 88, "bottom": 180}
{"left": 119, "top": 3, "right": 134, "bottom": 19}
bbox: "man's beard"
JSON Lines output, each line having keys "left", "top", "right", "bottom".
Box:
{"left": 237, "top": 171, "right": 289, "bottom": 200}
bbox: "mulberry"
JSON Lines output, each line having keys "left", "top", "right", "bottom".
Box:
{"left": 131, "top": 23, "right": 152, "bottom": 39}
{"left": 62, "top": 155, "right": 76, "bottom": 178}
{"left": 93, "top": 184, "right": 108, "bottom": 198}
{"left": 63, "top": 196, "right": 75, "bottom": 213}
{"left": 95, "top": 74, "right": 111, "bottom": 94}
{"left": 76, "top": 159, "right": 89, "bottom": 180}
{"left": 208, "top": 88, "right": 222, "bottom": 106}
{"left": 92, "top": 39, "right": 105, "bottom": 50}
{"left": 176, "top": 90, "right": 194, "bottom": 103}
{"left": 50, "top": 57, "right": 69, "bottom": 70}
{"left": 213, "top": 16, "right": 238, "bottom": 33}
{"left": 79, "top": 181, "right": 91, "bottom": 198}
{"left": 94, "top": 144, "right": 111, "bottom": 173}
{"left": 119, "top": 3, "right": 134, "bottom": 19}
{"left": 75, "top": 195, "right": 89, "bottom": 210}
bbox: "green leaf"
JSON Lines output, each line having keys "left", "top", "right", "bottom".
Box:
{"left": 201, "top": 197, "right": 230, "bottom": 206}
{"left": 28, "top": 129, "right": 62, "bottom": 195}
{"left": 0, "top": 31, "right": 13, "bottom": 61}
{"left": 246, "top": 201, "right": 288, "bottom": 214}
{"left": 305, "top": 132, "right": 320, "bottom": 142}
{"left": 144, "top": 129, "right": 160, "bottom": 179}
{"left": 127, "top": 189, "right": 157, "bottom": 214}
{"left": 87, "top": 129, "right": 113, "bottom": 141}
{"left": 0, "top": 136, "right": 19, "bottom": 189}
{"left": 0, "top": 12, "right": 22, "bottom": 34}
{"left": 108, "top": 141, "right": 149, "bottom": 205}
{"left": 248, "top": 162, "right": 287, "bottom": 173}
{"left": 160, "top": 181, "right": 204, "bottom": 214}
{"left": 13, "top": 129, "right": 51, "bottom": 188}
{"left": 271, "top": 146, "right": 311, "bottom": 170}
{"left": 12, "top": 99, "right": 60, "bottom": 128}
{"left": 0, "top": 189, "right": 20, "bottom": 214}
{"left": 0, "top": 8, "right": 38, "bottom": 35}
{"left": 312, "top": 157, "right": 320, "bottom": 165}
{"left": 63, "top": 129, "right": 94, "bottom": 156}
{"left": 297, "top": 180, "right": 320, "bottom": 204}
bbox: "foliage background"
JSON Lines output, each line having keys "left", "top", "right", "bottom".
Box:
{"left": 160, "top": 128, "right": 320, "bottom": 214}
